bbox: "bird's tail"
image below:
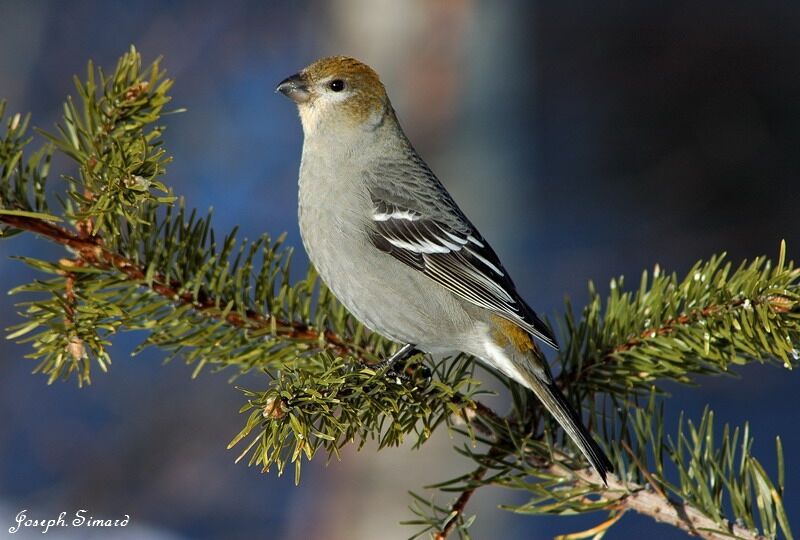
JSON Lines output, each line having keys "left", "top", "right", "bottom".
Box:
{"left": 518, "top": 368, "right": 614, "bottom": 485}
{"left": 483, "top": 317, "right": 613, "bottom": 484}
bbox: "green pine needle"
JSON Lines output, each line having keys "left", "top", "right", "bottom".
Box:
{"left": 1, "top": 47, "right": 797, "bottom": 540}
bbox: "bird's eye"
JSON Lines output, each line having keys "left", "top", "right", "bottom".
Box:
{"left": 328, "top": 79, "right": 345, "bottom": 92}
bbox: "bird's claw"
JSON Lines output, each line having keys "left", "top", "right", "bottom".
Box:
{"left": 376, "top": 343, "right": 431, "bottom": 385}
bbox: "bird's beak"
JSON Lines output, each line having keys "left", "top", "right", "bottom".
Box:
{"left": 276, "top": 72, "right": 311, "bottom": 104}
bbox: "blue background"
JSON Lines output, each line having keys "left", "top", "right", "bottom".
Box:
{"left": 0, "top": 1, "right": 798, "bottom": 538}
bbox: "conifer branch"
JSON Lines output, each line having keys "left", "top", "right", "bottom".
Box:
{"left": 438, "top": 461, "right": 771, "bottom": 540}
{"left": 432, "top": 466, "right": 487, "bottom": 540}
{"left": 547, "top": 466, "right": 769, "bottom": 540}
{"left": 0, "top": 211, "right": 358, "bottom": 355}
{"left": 2, "top": 48, "right": 797, "bottom": 540}
{"left": 565, "top": 292, "right": 795, "bottom": 391}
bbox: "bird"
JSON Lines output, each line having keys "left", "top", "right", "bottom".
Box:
{"left": 276, "top": 56, "right": 612, "bottom": 483}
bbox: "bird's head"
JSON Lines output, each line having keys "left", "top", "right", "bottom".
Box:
{"left": 276, "top": 56, "right": 392, "bottom": 136}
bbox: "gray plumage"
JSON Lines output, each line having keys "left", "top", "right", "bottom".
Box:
{"left": 278, "top": 56, "right": 612, "bottom": 483}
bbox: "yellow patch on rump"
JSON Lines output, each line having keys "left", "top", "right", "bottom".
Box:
{"left": 491, "top": 316, "right": 535, "bottom": 353}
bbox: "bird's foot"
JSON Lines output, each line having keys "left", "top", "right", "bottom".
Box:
{"left": 375, "top": 343, "right": 431, "bottom": 384}
{"left": 375, "top": 342, "right": 419, "bottom": 371}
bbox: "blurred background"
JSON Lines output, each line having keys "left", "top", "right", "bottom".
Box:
{"left": 1, "top": 1, "right": 799, "bottom": 538}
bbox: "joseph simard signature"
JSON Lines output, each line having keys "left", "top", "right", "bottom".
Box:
{"left": 9, "top": 509, "right": 130, "bottom": 534}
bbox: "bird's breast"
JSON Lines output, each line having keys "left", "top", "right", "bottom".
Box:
{"left": 295, "top": 148, "right": 478, "bottom": 352}
{"left": 297, "top": 154, "right": 373, "bottom": 299}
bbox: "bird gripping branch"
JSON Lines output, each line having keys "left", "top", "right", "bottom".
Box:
{"left": 277, "top": 56, "right": 612, "bottom": 483}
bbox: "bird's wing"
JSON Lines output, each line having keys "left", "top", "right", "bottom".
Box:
{"left": 366, "top": 162, "right": 558, "bottom": 350}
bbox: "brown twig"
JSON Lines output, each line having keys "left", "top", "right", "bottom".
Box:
{"left": 433, "top": 444, "right": 513, "bottom": 539}
{"left": 60, "top": 258, "right": 87, "bottom": 361}
{"left": 433, "top": 413, "right": 772, "bottom": 540}
{"left": 3, "top": 211, "right": 514, "bottom": 537}
{"left": 553, "top": 466, "right": 768, "bottom": 540}
{"left": 619, "top": 439, "right": 666, "bottom": 500}
{"left": 431, "top": 448, "right": 769, "bottom": 540}
{"left": 0, "top": 212, "right": 364, "bottom": 359}
{"left": 1, "top": 212, "right": 505, "bottom": 422}
{"left": 0, "top": 212, "right": 781, "bottom": 540}
{"left": 566, "top": 293, "right": 794, "bottom": 386}
{"left": 433, "top": 466, "right": 488, "bottom": 540}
